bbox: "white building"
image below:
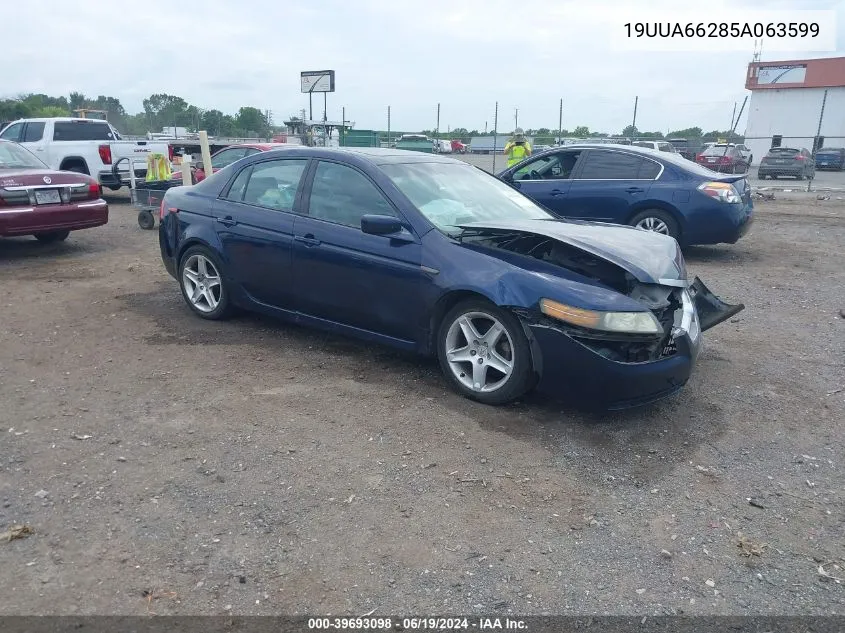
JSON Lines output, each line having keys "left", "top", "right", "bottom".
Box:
{"left": 744, "top": 57, "right": 845, "bottom": 165}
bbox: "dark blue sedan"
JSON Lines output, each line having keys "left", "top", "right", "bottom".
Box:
{"left": 497, "top": 144, "right": 754, "bottom": 247}
{"left": 158, "top": 147, "right": 742, "bottom": 408}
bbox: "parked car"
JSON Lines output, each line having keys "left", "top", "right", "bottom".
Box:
{"left": 0, "top": 117, "right": 171, "bottom": 191}
{"left": 701, "top": 143, "right": 753, "bottom": 165}
{"left": 695, "top": 145, "right": 749, "bottom": 174}
{"left": 813, "top": 147, "right": 845, "bottom": 170}
{"left": 666, "top": 138, "right": 701, "bottom": 161}
{"left": 757, "top": 147, "right": 816, "bottom": 180}
{"left": 632, "top": 140, "right": 678, "bottom": 154}
{"left": 0, "top": 139, "right": 108, "bottom": 242}
{"left": 497, "top": 144, "right": 753, "bottom": 247}
{"left": 170, "top": 143, "right": 291, "bottom": 183}
{"left": 158, "top": 147, "right": 742, "bottom": 409}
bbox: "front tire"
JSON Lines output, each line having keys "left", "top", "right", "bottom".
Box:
{"left": 34, "top": 230, "right": 70, "bottom": 243}
{"left": 178, "top": 246, "right": 233, "bottom": 320}
{"left": 437, "top": 299, "right": 534, "bottom": 405}
{"left": 629, "top": 209, "right": 680, "bottom": 241}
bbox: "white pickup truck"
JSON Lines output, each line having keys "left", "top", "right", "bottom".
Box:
{"left": 0, "top": 117, "right": 172, "bottom": 190}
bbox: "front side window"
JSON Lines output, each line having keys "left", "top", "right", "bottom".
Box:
{"left": 240, "top": 159, "right": 307, "bottom": 211}
{"left": 23, "top": 122, "right": 45, "bottom": 142}
{"left": 308, "top": 161, "right": 396, "bottom": 228}
{"left": 577, "top": 150, "right": 643, "bottom": 179}
{"left": 512, "top": 151, "right": 580, "bottom": 180}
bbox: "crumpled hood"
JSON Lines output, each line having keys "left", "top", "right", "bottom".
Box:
{"left": 457, "top": 218, "right": 686, "bottom": 285}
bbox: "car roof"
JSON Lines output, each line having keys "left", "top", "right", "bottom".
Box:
{"left": 259, "top": 146, "right": 462, "bottom": 166}
{"left": 7, "top": 117, "right": 110, "bottom": 123}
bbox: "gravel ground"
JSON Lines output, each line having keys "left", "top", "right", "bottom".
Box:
{"left": 0, "top": 193, "right": 843, "bottom": 617}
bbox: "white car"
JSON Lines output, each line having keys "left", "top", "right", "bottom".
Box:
{"left": 632, "top": 140, "right": 678, "bottom": 154}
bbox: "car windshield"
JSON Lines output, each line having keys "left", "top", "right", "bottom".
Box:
{"left": 381, "top": 162, "right": 553, "bottom": 233}
{"left": 0, "top": 141, "right": 47, "bottom": 169}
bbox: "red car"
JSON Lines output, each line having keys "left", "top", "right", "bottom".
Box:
{"left": 695, "top": 145, "right": 749, "bottom": 174}
{"left": 0, "top": 139, "right": 108, "bottom": 243}
{"left": 171, "top": 143, "right": 292, "bottom": 183}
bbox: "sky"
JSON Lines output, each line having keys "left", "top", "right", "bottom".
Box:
{"left": 5, "top": 0, "right": 845, "bottom": 135}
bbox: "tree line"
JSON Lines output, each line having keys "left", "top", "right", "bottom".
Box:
{"left": 0, "top": 92, "right": 742, "bottom": 143}
{"left": 0, "top": 93, "right": 273, "bottom": 138}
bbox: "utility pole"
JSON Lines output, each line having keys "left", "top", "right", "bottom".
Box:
{"left": 436, "top": 103, "right": 440, "bottom": 139}
{"left": 729, "top": 102, "right": 737, "bottom": 133}
{"left": 387, "top": 106, "right": 391, "bottom": 146}
{"left": 341, "top": 106, "right": 345, "bottom": 146}
{"left": 484, "top": 121, "right": 488, "bottom": 134}
{"left": 631, "top": 96, "right": 638, "bottom": 136}
{"left": 810, "top": 89, "right": 828, "bottom": 192}
{"left": 514, "top": 107, "right": 519, "bottom": 130}
{"left": 558, "top": 98, "right": 563, "bottom": 146}
{"left": 492, "top": 102, "right": 499, "bottom": 173}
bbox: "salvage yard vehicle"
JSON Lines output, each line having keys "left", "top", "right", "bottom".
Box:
{"left": 632, "top": 140, "right": 678, "bottom": 153}
{"left": 695, "top": 144, "right": 749, "bottom": 174}
{"left": 158, "top": 147, "right": 742, "bottom": 409}
{"left": 757, "top": 147, "right": 816, "bottom": 180}
{"left": 813, "top": 146, "right": 845, "bottom": 171}
{"left": 0, "top": 139, "right": 108, "bottom": 242}
{"left": 497, "top": 144, "right": 753, "bottom": 246}
{"left": 0, "top": 117, "right": 171, "bottom": 191}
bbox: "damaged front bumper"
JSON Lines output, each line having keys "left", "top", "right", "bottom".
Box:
{"left": 523, "top": 276, "right": 743, "bottom": 410}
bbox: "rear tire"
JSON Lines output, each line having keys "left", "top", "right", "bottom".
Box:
{"left": 178, "top": 246, "right": 233, "bottom": 321}
{"left": 34, "top": 230, "right": 70, "bottom": 243}
{"left": 437, "top": 299, "right": 534, "bottom": 406}
{"left": 629, "top": 209, "right": 680, "bottom": 241}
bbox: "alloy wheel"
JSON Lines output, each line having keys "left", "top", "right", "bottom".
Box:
{"left": 444, "top": 311, "right": 515, "bottom": 393}
{"left": 635, "top": 216, "right": 670, "bottom": 235}
{"left": 182, "top": 254, "right": 222, "bottom": 313}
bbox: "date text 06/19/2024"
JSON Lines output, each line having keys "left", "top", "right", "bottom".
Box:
{"left": 306, "top": 617, "right": 528, "bottom": 630}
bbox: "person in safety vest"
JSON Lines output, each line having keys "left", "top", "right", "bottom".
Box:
{"left": 504, "top": 128, "right": 531, "bottom": 168}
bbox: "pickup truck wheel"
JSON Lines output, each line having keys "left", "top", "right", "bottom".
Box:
{"left": 35, "top": 230, "right": 70, "bottom": 243}
{"left": 63, "top": 164, "right": 89, "bottom": 175}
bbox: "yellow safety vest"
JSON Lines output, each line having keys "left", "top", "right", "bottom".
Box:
{"left": 145, "top": 153, "right": 172, "bottom": 182}
{"left": 506, "top": 142, "right": 530, "bottom": 167}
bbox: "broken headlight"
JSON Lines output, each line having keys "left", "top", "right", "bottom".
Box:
{"left": 540, "top": 298, "right": 662, "bottom": 335}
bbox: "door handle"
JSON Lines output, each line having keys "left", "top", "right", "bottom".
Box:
{"left": 550, "top": 189, "right": 566, "bottom": 196}
{"left": 625, "top": 187, "right": 645, "bottom": 194}
{"left": 216, "top": 216, "right": 237, "bottom": 227}
{"left": 295, "top": 234, "right": 321, "bottom": 247}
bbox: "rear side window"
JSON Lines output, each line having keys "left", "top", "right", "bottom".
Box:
{"left": 577, "top": 150, "right": 643, "bottom": 179}
{"left": 0, "top": 122, "right": 24, "bottom": 142}
{"left": 241, "top": 159, "right": 308, "bottom": 211}
{"left": 637, "top": 159, "right": 662, "bottom": 179}
{"left": 23, "top": 122, "right": 45, "bottom": 142}
{"left": 53, "top": 121, "right": 116, "bottom": 141}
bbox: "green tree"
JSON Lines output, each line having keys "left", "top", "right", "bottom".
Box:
{"left": 572, "top": 125, "right": 590, "bottom": 137}
{"left": 236, "top": 107, "right": 268, "bottom": 137}
{"left": 143, "top": 93, "right": 189, "bottom": 132}
{"left": 667, "top": 127, "right": 702, "bottom": 139}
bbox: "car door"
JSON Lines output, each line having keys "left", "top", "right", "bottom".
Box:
{"left": 565, "top": 149, "right": 656, "bottom": 222}
{"left": 211, "top": 157, "right": 309, "bottom": 310}
{"left": 20, "top": 122, "right": 49, "bottom": 162}
{"left": 505, "top": 150, "right": 583, "bottom": 215}
{"left": 291, "top": 159, "right": 424, "bottom": 343}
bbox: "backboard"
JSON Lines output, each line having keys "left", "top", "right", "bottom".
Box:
{"left": 301, "top": 70, "right": 336, "bottom": 93}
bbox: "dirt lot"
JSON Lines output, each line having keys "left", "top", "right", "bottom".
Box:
{"left": 1, "top": 193, "right": 843, "bottom": 617}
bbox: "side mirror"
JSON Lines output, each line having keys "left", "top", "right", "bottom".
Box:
{"left": 361, "top": 214, "right": 404, "bottom": 236}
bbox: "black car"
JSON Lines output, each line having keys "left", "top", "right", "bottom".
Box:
{"left": 757, "top": 147, "right": 816, "bottom": 180}
{"left": 814, "top": 147, "right": 845, "bottom": 171}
